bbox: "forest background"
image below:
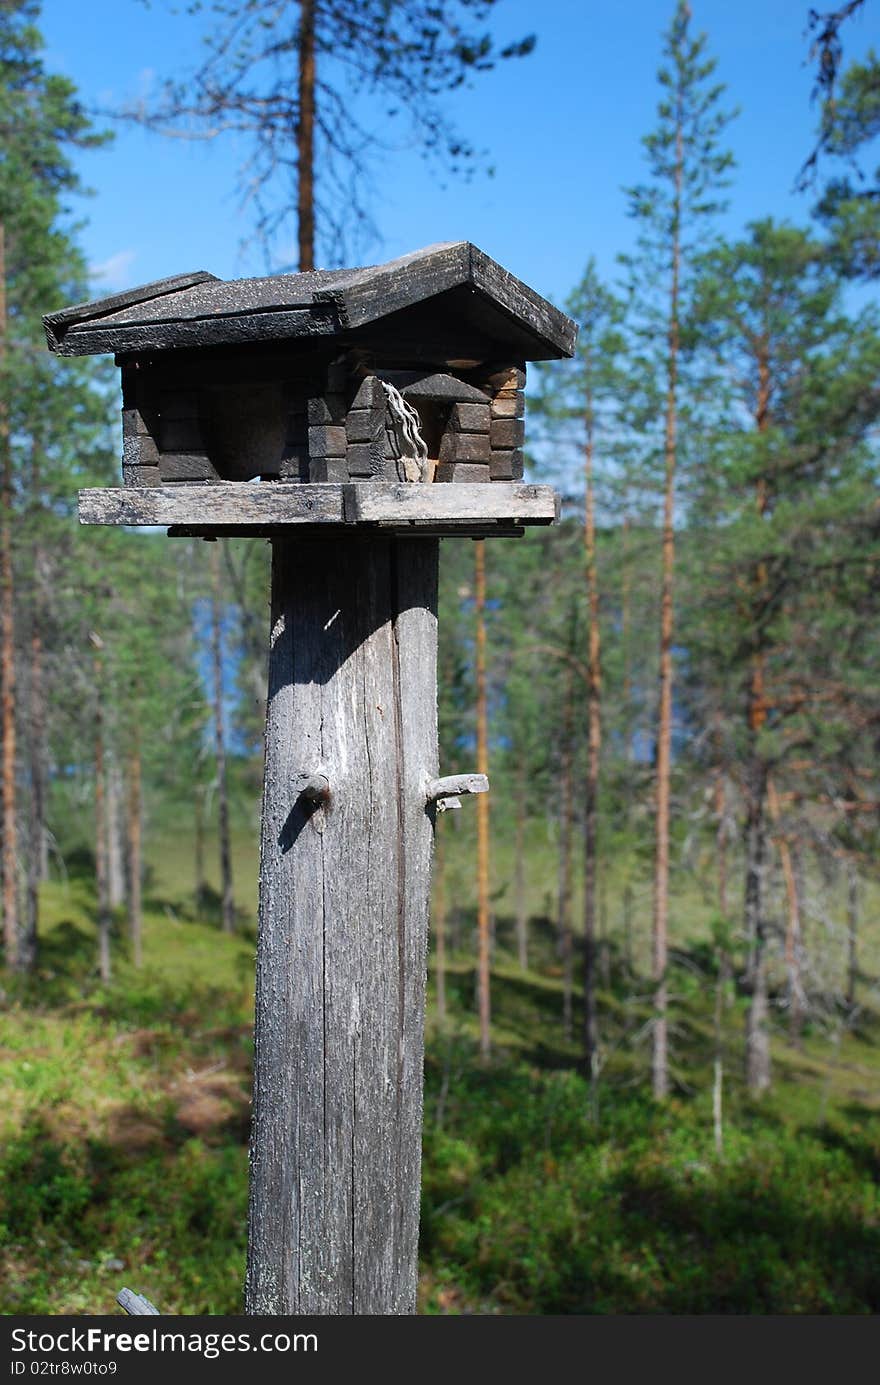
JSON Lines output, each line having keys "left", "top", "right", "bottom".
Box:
{"left": 2, "top": 0, "right": 880, "bottom": 1315}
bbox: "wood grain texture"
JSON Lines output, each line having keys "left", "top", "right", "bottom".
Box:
{"left": 246, "top": 536, "right": 438, "bottom": 1315}
{"left": 345, "top": 482, "right": 557, "bottom": 523}
{"left": 79, "top": 481, "right": 557, "bottom": 528}
{"left": 78, "top": 484, "right": 346, "bottom": 526}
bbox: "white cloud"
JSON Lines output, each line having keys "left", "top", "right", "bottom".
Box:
{"left": 89, "top": 250, "right": 138, "bottom": 291}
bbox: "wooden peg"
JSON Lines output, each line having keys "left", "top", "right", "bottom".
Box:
{"left": 294, "top": 772, "right": 330, "bottom": 804}
{"left": 425, "top": 773, "right": 489, "bottom": 803}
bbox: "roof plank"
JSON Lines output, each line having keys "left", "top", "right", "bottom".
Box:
{"left": 44, "top": 271, "right": 218, "bottom": 351}
{"left": 45, "top": 243, "right": 577, "bottom": 361}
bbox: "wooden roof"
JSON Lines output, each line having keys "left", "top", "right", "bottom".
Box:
{"left": 43, "top": 243, "right": 577, "bottom": 361}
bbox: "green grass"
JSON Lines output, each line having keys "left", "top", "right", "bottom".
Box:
{"left": 2, "top": 818, "right": 880, "bottom": 1314}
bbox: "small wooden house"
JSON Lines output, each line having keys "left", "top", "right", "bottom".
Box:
{"left": 44, "top": 243, "right": 575, "bottom": 507}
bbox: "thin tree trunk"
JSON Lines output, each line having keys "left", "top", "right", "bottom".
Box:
{"left": 584, "top": 394, "right": 601, "bottom": 1074}
{"left": 652, "top": 113, "right": 683, "bottom": 1102}
{"left": 127, "top": 740, "right": 143, "bottom": 968}
{"left": 558, "top": 665, "right": 574, "bottom": 1042}
{"left": 622, "top": 879, "right": 634, "bottom": 976}
{"left": 434, "top": 820, "right": 447, "bottom": 1027}
{"left": 621, "top": 513, "right": 631, "bottom": 738}
{"left": 474, "top": 540, "right": 491, "bottom": 1061}
{"left": 23, "top": 446, "right": 48, "bottom": 973}
{"left": 846, "top": 861, "right": 859, "bottom": 1009}
{"left": 767, "top": 777, "right": 804, "bottom": 1044}
{"left": 194, "top": 781, "right": 206, "bottom": 918}
{"left": 211, "top": 545, "right": 235, "bottom": 934}
{"left": 93, "top": 646, "right": 111, "bottom": 985}
{"left": 743, "top": 343, "right": 773, "bottom": 1092}
{"left": 514, "top": 764, "right": 528, "bottom": 970}
{"left": 107, "top": 758, "right": 126, "bottom": 910}
{"left": 715, "top": 767, "right": 728, "bottom": 917}
{"left": 599, "top": 860, "right": 611, "bottom": 988}
{"left": 297, "top": 0, "right": 316, "bottom": 272}
{"left": 712, "top": 944, "right": 728, "bottom": 1158}
{"left": 744, "top": 758, "right": 770, "bottom": 1094}
{"left": 0, "top": 221, "right": 18, "bottom": 971}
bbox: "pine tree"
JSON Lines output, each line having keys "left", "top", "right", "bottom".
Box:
{"left": 0, "top": 0, "right": 109, "bottom": 970}
{"left": 687, "top": 218, "right": 880, "bottom": 1092}
{"left": 622, "top": 0, "right": 734, "bottom": 1098}
{"left": 124, "top": 0, "right": 535, "bottom": 267}
{"left": 532, "top": 259, "right": 626, "bottom": 1078}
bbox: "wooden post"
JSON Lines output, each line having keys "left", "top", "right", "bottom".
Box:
{"left": 245, "top": 534, "right": 439, "bottom": 1315}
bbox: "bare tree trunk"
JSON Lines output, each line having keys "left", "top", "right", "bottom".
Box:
{"left": 846, "top": 861, "right": 859, "bottom": 1009}
{"left": 297, "top": 0, "right": 316, "bottom": 271}
{"left": 767, "top": 778, "right": 803, "bottom": 1045}
{"left": 584, "top": 397, "right": 601, "bottom": 1073}
{"left": 127, "top": 741, "right": 143, "bottom": 969}
{"left": 622, "top": 879, "right": 634, "bottom": 976}
{"left": 211, "top": 545, "right": 235, "bottom": 934}
{"left": 106, "top": 758, "right": 126, "bottom": 910}
{"left": 621, "top": 513, "right": 631, "bottom": 738}
{"left": 712, "top": 944, "right": 728, "bottom": 1158}
{"left": 23, "top": 445, "right": 48, "bottom": 974}
{"left": 714, "top": 751, "right": 729, "bottom": 919}
{"left": 474, "top": 540, "right": 491, "bottom": 1061}
{"left": 651, "top": 113, "right": 683, "bottom": 1102}
{"left": 744, "top": 758, "right": 770, "bottom": 1094}
{"left": 194, "top": 781, "right": 207, "bottom": 918}
{"left": 23, "top": 610, "right": 44, "bottom": 974}
{"left": 558, "top": 665, "right": 574, "bottom": 1042}
{"left": 434, "top": 821, "right": 447, "bottom": 1027}
{"left": 0, "top": 222, "right": 18, "bottom": 971}
{"left": 514, "top": 768, "right": 528, "bottom": 970}
{"left": 93, "top": 646, "right": 111, "bottom": 985}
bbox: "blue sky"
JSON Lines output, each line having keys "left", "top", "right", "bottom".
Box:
{"left": 40, "top": 0, "right": 876, "bottom": 311}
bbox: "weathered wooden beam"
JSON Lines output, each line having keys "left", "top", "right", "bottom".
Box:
{"left": 344, "top": 482, "right": 557, "bottom": 525}
{"left": 55, "top": 306, "right": 338, "bottom": 357}
{"left": 78, "top": 482, "right": 558, "bottom": 529}
{"left": 78, "top": 484, "right": 346, "bottom": 527}
{"left": 43, "top": 270, "right": 218, "bottom": 351}
{"left": 166, "top": 522, "right": 527, "bottom": 539}
{"left": 246, "top": 536, "right": 438, "bottom": 1314}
